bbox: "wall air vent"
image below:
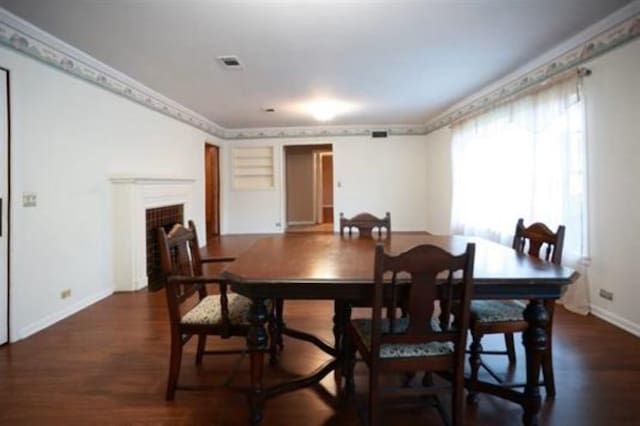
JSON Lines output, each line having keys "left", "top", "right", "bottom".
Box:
{"left": 371, "top": 130, "right": 388, "bottom": 138}
{"left": 217, "top": 55, "right": 243, "bottom": 69}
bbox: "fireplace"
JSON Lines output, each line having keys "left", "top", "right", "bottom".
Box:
{"left": 111, "top": 176, "right": 195, "bottom": 292}
{"left": 145, "top": 204, "right": 184, "bottom": 291}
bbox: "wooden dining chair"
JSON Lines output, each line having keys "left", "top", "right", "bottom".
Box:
{"left": 157, "top": 220, "right": 277, "bottom": 400}
{"left": 344, "top": 242, "right": 476, "bottom": 426}
{"left": 339, "top": 212, "right": 391, "bottom": 238}
{"left": 467, "top": 218, "right": 565, "bottom": 402}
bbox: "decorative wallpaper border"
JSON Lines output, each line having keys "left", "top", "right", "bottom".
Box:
{"left": 0, "top": 7, "right": 638, "bottom": 140}
{"left": 0, "top": 9, "right": 228, "bottom": 139}
{"left": 424, "top": 12, "right": 640, "bottom": 134}
{"left": 220, "top": 124, "right": 428, "bottom": 140}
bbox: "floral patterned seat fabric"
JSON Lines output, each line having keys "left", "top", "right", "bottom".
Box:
{"left": 470, "top": 300, "right": 525, "bottom": 323}
{"left": 351, "top": 317, "right": 454, "bottom": 359}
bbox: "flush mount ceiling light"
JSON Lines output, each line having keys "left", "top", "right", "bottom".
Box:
{"left": 298, "top": 99, "right": 358, "bottom": 122}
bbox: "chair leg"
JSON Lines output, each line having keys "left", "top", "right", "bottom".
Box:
{"left": 368, "top": 368, "right": 380, "bottom": 426}
{"left": 542, "top": 345, "right": 556, "bottom": 399}
{"left": 195, "top": 334, "right": 206, "bottom": 365}
{"left": 166, "top": 337, "right": 183, "bottom": 401}
{"left": 452, "top": 366, "right": 464, "bottom": 426}
{"left": 467, "top": 328, "right": 482, "bottom": 404}
{"left": 505, "top": 332, "right": 516, "bottom": 364}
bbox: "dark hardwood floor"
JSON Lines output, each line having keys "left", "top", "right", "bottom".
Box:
{"left": 1, "top": 289, "right": 639, "bottom": 425}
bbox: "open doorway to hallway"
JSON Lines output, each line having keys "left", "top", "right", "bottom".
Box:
{"left": 284, "top": 144, "right": 333, "bottom": 233}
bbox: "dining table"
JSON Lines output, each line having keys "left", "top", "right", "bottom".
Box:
{"left": 221, "top": 232, "right": 578, "bottom": 426}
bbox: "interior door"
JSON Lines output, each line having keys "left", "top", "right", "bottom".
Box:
{"left": 204, "top": 144, "right": 220, "bottom": 239}
{"left": 0, "top": 69, "right": 9, "bottom": 345}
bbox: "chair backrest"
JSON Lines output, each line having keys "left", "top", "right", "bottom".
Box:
{"left": 339, "top": 212, "right": 391, "bottom": 238}
{"left": 157, "top": 220, "right": 210, "bottom": 324}
{"left": 370, "top": 242, "right": 475, "bottom": 361}
{"left": 512, "top": 218, "right": 565, "bottom": 265}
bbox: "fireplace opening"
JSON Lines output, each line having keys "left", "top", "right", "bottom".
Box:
{"left": 146, "top": 204, "right": 184, "bottom": 291}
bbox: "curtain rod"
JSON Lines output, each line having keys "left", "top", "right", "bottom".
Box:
{"left": 447, "top": 66, "right": 593, "bottom": 128}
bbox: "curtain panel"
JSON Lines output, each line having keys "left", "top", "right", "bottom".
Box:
{"left": 450, "top": 76, "right": 590, "bottom": 315}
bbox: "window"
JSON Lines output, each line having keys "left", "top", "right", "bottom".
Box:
{"left": 450, "top": 75, "right": 589, "bottom": 313}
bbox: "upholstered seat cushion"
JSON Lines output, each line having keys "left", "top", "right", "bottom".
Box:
{"left": 471, "top": 300, "right": 525, "bottom": 323}
{"left": 181, "top": 293, "right": 259, "bottom": 325}
{"left": 351, "top": 318, "right": 454, "bottom": 359}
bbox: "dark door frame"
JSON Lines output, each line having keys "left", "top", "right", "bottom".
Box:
{"left": 1, "top": 66, "right": 12, "bottom": 345}
{"left": 204, "top": 143, "right": 220, "bottom": 240}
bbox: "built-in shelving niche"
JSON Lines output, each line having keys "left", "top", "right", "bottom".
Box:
{"left": 232, "top": 146, "right": 275, "bottom": 190}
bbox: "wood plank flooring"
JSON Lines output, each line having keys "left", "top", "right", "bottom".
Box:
{"left": 1, "top": 290, "right": 639, "bottom": 425}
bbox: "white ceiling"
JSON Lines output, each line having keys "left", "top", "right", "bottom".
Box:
{"left": 0, "top": 0, "right": 633, "bottom": 129}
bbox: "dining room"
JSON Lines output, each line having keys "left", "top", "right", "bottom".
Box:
{"left": 0, "top": 1, "right": 639, "bottom": 425}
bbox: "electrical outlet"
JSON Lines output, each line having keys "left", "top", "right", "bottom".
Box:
{"left": 599, "top": 289, "right": 613, "bottom": 301}
{"left": 275, "top": 222, "right": 281, "bottom": 227}
{"left": 60, "top": 289, "right": 71, "bottom": 299}
{"left": 23, "top": 192, "right": 37, "bottom": 207}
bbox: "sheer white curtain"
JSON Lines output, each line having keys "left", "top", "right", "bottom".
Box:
{"left": 450, "top": 76, "right": 590, "bottom": 314}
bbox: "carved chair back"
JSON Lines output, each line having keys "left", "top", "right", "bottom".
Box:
{"left": 339, "top": 212, "right": 391, "bottom": 238}
{"left": 370, "top": 242, "right": 476, "bottom": 363}
{"left": 512, "top": 218, "right": 565, "bottom": 265}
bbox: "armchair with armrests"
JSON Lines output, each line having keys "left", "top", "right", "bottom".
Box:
{"left": 157, "top": 220, "right": 278, "bottom": 400}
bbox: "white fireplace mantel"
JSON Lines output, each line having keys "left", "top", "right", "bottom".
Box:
{"left": 111, "top": 176, "right": 195, "bottom": 292}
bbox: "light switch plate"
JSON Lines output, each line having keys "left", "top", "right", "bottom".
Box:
{"left": 23, "top": 192, "right": 37, "bottom": 207}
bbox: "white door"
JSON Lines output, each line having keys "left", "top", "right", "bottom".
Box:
{"left": 0, "top": 69, "right": 8, "bottom": 345}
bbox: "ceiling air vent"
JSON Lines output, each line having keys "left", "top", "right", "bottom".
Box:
{"left": 371, "top": 130, "right": 388, "bottom": 138}
{"left": 217, "top": 55, "right": 243, "bottom": 69}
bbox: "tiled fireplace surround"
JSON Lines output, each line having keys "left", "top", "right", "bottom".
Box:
{"left": 111, "top": 177, "right": 195, "bottom": 292}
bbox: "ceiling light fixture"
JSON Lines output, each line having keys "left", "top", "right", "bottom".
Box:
{"left": 300, "top": 99, "right": 358, "bottom": 122}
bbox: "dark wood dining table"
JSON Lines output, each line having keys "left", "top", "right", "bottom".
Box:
{"left": 222, "top": 232, "right": 578, "bottom": 426}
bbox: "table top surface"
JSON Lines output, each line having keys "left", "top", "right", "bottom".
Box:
{"left": 223, "top": 233, "right": 578, "bottom": 287}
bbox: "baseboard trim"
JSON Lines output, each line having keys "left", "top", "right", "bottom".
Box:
{"left": 590, "top": 304, "right": 640, "bottom": 337}
{"left": 14, "top": 288, "right": 113, "bottom": 342}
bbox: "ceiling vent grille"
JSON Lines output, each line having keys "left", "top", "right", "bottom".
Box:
{"left": 217, "top": 56, "right": 243, "bottom": 69}
{"left": 371, "top": 130, "right": 388, "bottom": 138}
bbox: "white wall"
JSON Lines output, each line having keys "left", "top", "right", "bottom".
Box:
{"left": 2, "top": 45, "right": 221, "bottom": 341}
{"left": 423, "top": 126, "right": 452, "bottom": 234}
{"left": 582, "top": 38, "right": 640, "bottom": 335}
{"left": 221, "top": 135, "right": 430, "bottom": 234}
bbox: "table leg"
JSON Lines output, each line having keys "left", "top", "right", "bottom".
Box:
{"left": 247, "top": 297, "right": 268, "bottom": 425}
{"left": 521, "top": 299, "right": 550, "bottom": 426}
{"left": 333, "top": 300, "right": 345, "bottom": 353}
{"left": 333, "top": 301, "right": 352, "bottom": 380}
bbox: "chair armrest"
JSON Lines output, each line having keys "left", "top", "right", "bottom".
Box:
{"left": 201, "top": 255, "right": 236, "bottom": 263}
{"left": 167, "top": 275, "right": 226, "bottom": 285}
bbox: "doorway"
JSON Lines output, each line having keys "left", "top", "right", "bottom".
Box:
{"left": 284, "top": 144, "right": 333, "bottom": 233}
{"left": 0, "top": 68, "right": 9, "bottom": 345}
{"left": 204, "top": 144, "right": 220, "bottom": 240}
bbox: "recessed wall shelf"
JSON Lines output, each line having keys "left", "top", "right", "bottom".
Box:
{"left": 232, "top": 147, "right": 274, "bottom": 190}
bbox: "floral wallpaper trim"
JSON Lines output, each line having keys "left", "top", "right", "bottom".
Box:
{"left": 424, "top": 13, "right": 640, "bottom": 134}
{"left": 0, "top": 12, "right": 227, "bottom": 139}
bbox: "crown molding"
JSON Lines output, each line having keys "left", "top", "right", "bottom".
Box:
{"left": 0, "top": 7, "right": 227, "bottom": 139}
{"left": 424, "top": 2, "right": 640, "bottom": 134}
{"left": 220, "top": 124, "right": 428, "bottom": 140}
